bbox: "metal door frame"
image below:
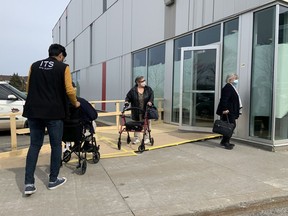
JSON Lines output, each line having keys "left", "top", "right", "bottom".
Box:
{"left": 179, "top": 45, "right": 220, "bottom": 132}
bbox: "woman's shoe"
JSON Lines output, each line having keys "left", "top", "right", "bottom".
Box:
{"left": 224, "top": 143, "right": 234, "bottom": 150}
{"left": 132, "top": 138, "right": 140, "bottom": 145}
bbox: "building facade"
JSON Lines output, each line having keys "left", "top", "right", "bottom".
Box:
{"left": 53, "top": 0, "right": 288, "bottom": 150}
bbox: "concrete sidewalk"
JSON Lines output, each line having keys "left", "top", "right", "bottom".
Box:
{"left": 1, "top": 136, "right": 288, "bottom": 215}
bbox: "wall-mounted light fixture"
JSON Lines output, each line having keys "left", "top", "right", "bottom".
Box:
{"left": 164, "top": 0, "right": 175, "bottom": 6}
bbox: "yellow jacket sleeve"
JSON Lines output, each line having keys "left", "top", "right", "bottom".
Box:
{"left": 64, "top": 66, "right": 77, "bottom": 106}
{"left": 26, "top": 67, "right": 31, "bottom": 93}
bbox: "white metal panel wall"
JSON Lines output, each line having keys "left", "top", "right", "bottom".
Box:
{"left": 59, "top": 14, "right": 67, "bottom": 46}
{"left": 131, "top": 0, "right": 165, "bottom": 51}
{"left": 189, "top": 0, "right": 277, "bottom": 31}
{"left": 244, "top": 0, "right": 275, "bottom": 10}
{"left": 107, "top": 0, "right": 118, "bottom": 8}
{"left": 203, "top": 0, "right": 214, "bottom": 25}
{"left": 121, "top": 54, "right": 132, "bottom": 99}
{"left": 234, "top": 0, "right": 254, "bottom": 13}
{"left": 92, "top": 0, "right": 103, "bottom": 21}
{"left": 214, "top": 0, "right": 276, "bottom": 23}
{"left": 106, "top": 1, "right": 123, "bottom": 60}
{"left": 106, "top": 58, "right": 122, "bottom": 111}
{"left": 191, "top": 0, "right": 204, "bottom": 29}
{"left": 52, "top": 23, "right": 60, "bottom": 43}
{"left": 175, "top": 0, "right": 190, "bottom": 36}
{"left": 82, "top": 0, "right": 93, "bottom": 30}
{"left": 122, "top": 0, "right": 132, "bottom": 54}
{"left": 78, "top": 65, "right": 102, "bottom": 101}
{"left": 75, "top": 28, "right": 90, "bottom": 71}
{"left": 65, "top": 43, "right": 74, "bottom": 71}
{"left": 214, "top": 0, "right": 236, "bottom": 21}
{"left": 236, "top": 13, "right": 254, "bottom": 139}
{"left": 92, "top": 14, "right": 107, "bottom": 64}
{"left": 67, "top": 0, "right": 82, "bottom": 44}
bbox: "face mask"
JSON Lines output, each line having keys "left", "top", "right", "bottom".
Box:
{"left": 232, "top": 79, "right": 238, "bottom": 86}
{"left": 140, "top": 82, "right": 146, "bottom": 87}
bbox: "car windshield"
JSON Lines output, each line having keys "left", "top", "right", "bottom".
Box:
{"left": 1, "top": 83, "right": 27, "bottom": 100}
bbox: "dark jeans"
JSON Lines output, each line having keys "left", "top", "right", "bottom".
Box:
{"left": 220, "top": 114, "right": 236, "bottom": 144}
{"left": 25, "top": 119, "right": 63, "bottom": 184}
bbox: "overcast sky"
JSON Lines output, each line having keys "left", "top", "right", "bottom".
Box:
{"left": 0, "top": 0, "right": 71, "bottom": 76}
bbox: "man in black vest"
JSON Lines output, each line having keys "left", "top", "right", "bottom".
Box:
{"left": 23, "top": 44, "right": 80, "bottom": 195}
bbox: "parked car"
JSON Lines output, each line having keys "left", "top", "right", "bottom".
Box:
{"left": 0, "top": 81, "right": 27, "bottom": 131}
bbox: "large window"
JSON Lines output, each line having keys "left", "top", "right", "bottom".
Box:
{"left": 250, "top": 7, "right": 275, "bottom": 139}
{"left": 275, "top": 6, "right": 288, "bottom": 140}
{"left": 72, "top": 70, "right": 81, "bottom": 96}
{"left": 132, "top": 44, "right": 165, "bottom": 99}
{"left": 222, "top": 19, "right": 239, "bottom": 85}
{"left": 172, "top": 34, "right": 192, "bottom": 122}
{"left": 194, "top": 24, "right": 221, "bottom": 46}
{"left": 132, "top": 50, "right": 147, "bottom": 84}
{"left": 148, "top": 44, "right": 165, "bottom": 98}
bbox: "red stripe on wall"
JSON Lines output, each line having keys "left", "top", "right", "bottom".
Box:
{"left": 102, "top": 62, "right": 106, "bottom": 111}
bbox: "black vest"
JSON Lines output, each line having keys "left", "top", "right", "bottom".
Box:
{"left": 23, "top": 57, "right": 69, "bottom": 119}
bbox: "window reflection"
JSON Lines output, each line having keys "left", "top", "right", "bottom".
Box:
{"left": 72, "top": 70, "right": 81, "bottom": 96}
{"left": 194, "top": 24, "right": 221, "bottom": 46}
{"left": 132, "top": 44, "right": 165, "bottom": 99}
{"left": 222, "top": 19, "right": 239, "bottom": 85}
{"left": 172, "top": 34, "right": 192, "bottom": 123}
{"left": 275, "top": 6, "right": 288, "bottom": 140}
{"left": 181, "top": 49, "right": 216, "bottom": 127}
{"left": 132, "top": 50, "right": 147, "bottom": 84}
{"left": 148, "top": 44, "right": 165, "bottom": 98}
{"left": 250, "top": 7, "right": 275, "bottom": 139}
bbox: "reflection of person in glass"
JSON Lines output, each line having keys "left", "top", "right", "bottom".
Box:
{"left": 216, "top": 73, "right": 242, "bottom": 150}
{"left": 124, "top": 76, "right": 154, "bottom": 144}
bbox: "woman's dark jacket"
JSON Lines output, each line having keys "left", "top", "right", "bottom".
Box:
{"left": 77, "top": 97, "right": 98, "bottom": 133}
{"left": 125, "top": 85, "right": 154, "bottom": 121}
{"left": 77, "top": 97, "right": 98, "bottom": 122}
{"left": 216, "top": 83, "right": 240, "bottom": 119}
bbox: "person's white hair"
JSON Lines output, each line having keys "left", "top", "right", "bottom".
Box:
{"left": 226, "top": 73, "right": 238, "bottom": 83}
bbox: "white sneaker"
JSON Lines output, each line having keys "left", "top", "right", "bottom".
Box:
{"left": 132, "top": 138, "right": 140, "bottom": 145}
{"left": 144, "top": 139, "right": 150, "bottom": 144}
{"left": 84, "top": 129, "right": 91, "bottom": 137}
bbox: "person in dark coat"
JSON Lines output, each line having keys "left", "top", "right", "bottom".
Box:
{"left": 124, "top": 76, "right": 154, "bottom": 144}
{"left": 72, "top": 82, "right": 98, "bottom": 151}
{"left": 216, "top": 73, "right": 242, "bottom": 150}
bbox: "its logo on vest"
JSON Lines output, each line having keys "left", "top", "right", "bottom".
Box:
{"left": 39, "top": 61, "right": 54, "bottom": 70}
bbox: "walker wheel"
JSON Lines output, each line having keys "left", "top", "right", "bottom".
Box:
{"left": 63, "top": 150, "right": 71, "bottom": 163}
{"left": 92, "top": 151, "right": 100, "bottom": 164}
{"left": 151, "top": 137, "right": 154, "bottom": 146}
{"left": 138, "top": 144, "right": 145, "bottom": 153}
{"left": 118, "top": 138, "right": 121, "bottom": 150}
{"left": 80, "top": 159, "right": 87, "bottom": 175}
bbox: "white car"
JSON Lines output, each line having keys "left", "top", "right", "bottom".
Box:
{"left": 0, "top": 81, "right": 27, "bottom": 131}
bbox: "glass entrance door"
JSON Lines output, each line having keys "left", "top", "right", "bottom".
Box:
{"left": 179, "top": 45, "right": 220, "bottom": 130}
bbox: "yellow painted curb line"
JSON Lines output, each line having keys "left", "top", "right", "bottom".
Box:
{"left": 101, "top": 153, "right": 137, "bottom": 158}
{"left": 0, "top": 135, "right": 221, "bottom": 160}
{"left": 64, "top": 151, "right": 137, "bottom": 163}
{"left": 141, "top": 135, "right": 222, "bottom": 152}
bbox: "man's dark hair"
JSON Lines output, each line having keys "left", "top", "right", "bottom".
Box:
{"left": 48, "top": 44, "right": 67, "bottom": 57}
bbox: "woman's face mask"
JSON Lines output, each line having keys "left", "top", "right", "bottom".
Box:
{"left": 232, "top": 79, "right": 238, "bottom": 86}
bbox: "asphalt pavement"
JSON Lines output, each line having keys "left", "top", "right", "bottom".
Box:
{"left": 1, "top": 137, "right": 288, "bottom": 216}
